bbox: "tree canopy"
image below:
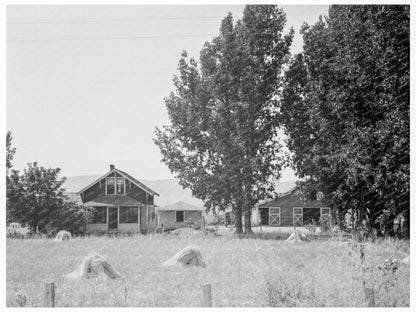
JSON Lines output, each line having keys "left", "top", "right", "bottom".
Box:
{"left": 155, "top": 5, "right": 293, "bottom": 233}
{"left": 281, "top": 5, "right": 409, "bottom": 236}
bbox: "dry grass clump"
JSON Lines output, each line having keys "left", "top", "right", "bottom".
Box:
{"left": 163, "top": 246, "right": 206, "bottom": 268}
{"left": 66, "top": 254, "right": 124, "bottom": 280}
{"left": 9, "top": 291, "right": 27, "bottom": 307}
{"left": 169, "top": 228, "right": 208, "bottom": 238}
{"left": 54, "top": 230, "right": 72, "bottom": 242}
{"left": 7, "top": 223, "right": 31, "bottom": 238}
{"left": 6, "top": 235, "right": 410, "bottom": 307}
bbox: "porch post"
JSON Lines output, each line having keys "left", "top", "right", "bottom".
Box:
{"left": 106, "top": 207, "right": 109, "bottom": 231}
{"left": 138, "top": 205, "right": 140, "bottom": 233}
{"left": 117, "top": 206, "right": 120, "bottom": 231}
{"left": 146, "top": 193, "right": 149, "bottom": 233}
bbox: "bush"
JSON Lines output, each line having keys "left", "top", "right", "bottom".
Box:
{"left": 319, "top": 214, "right": 333, "bottom": 233}
{"left": 304, "top": 219, "right": 317, "bottom": 233}
{"left": 7, "top": 223, "right": 31, "bottom": 238}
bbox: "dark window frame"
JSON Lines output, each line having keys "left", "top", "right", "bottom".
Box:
{"left": 116, "top": 178, "right": 125, "bottom": 195}
{"left": 176, "top": 210, "right": 185, "bottom": 222}
{"left": 106, "top": 177, "right": 115, "bottom": 195}
{"left": 106, "top": 177, "right": 126, "bottom": 195}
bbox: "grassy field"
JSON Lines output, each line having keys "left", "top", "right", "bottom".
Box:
{"left": 6, "top": 234, "right": 410, "bottom": 307}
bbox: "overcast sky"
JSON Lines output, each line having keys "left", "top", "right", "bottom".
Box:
{"left": 7, "top": 5, "right": 329, "bottom": 181}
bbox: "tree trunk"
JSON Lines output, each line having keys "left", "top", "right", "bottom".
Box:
{"left": 403, "top": 209, "right": 410, "bottom": 239}
{"left": 234, "top": 206, "right": 243, "bottom": 234}
{"left": 243, "top": 179, "right": 253, "bottom": 234}
{"left": 244, "top": 209, "right": 252, "bottom": 234}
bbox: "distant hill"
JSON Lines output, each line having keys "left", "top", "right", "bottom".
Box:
{"left": 62, "top": 175, "right": 297, "bottom": 208}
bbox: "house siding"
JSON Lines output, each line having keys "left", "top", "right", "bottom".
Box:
{"left": 158, "top": 210, "right": 203, "bottom": 230}
{"left": 126, "top": 183, "right": 153, "bottom": 205}
{"left": 119, "top": 223, "right": 140, "bottom": 232}
{"left": 86, "top": 223, "right": 108, "bottom": 232}
{"left": 83, "top": 179, "right": 106, "bottom": 202}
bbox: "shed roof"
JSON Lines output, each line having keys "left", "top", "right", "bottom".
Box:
{"left": 64, "top": 192, "right": 83, "bottom": 205}
{"left": 156, "top": 201, "right": 204, "bottom": 212}
{"left": 83, "top": 194, "right": 142, "bottom": 207}
{"left": 258, "top": 192, "right": 329, "bottom": 208}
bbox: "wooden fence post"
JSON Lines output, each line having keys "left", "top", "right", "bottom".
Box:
{"left": 202, "top": 283, "right": 212, "bottom": 307}
{"left": 44, "top": 281, "right": 55, "bottom": 307}
{"left": 364, "top": 287, "right": 375, "bottom": 307}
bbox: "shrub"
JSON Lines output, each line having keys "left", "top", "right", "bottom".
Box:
{"left": 304, "top": 219, "right": 317, "bottom": 233}
{"left": 319, "top": 214, "right": 333, "bottom": 233}
{"left": 6, "top": 223, "right": 31, "bottom": 238}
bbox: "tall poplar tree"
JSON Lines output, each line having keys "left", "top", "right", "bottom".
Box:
{"left": 155, "top": 5, "right": 293, "bottom": 233}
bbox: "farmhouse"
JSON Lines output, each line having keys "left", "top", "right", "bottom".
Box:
{"left": 254, "top": 189, "right": 331, "bottom": 227}
{"left": 76, "top": 165, "right": 159, "bottom": 233}
{"left": 156, "top": 201, "right": 204, "bottom": 230}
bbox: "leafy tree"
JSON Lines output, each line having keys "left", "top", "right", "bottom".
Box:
{"left": 6, "top": 131, "right": 16, "bottom": 171}
{"left": 7, "top": 162, "right": 88, "bottom": 233}
{"left": 281, "top": 5, "right": 409, "bottom": 237}
{"left": 155, "top": 5, "right": 293, "bottom": 233}
{"left": 6, "top": 131, "right": 18, "bottom": 223}
{"left": 48, "top": 200, "right": 95, "bottom": 235}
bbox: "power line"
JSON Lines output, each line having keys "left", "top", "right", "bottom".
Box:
{"left": 7, "top": 16, "right": 226, "bottom": 24}
{"left": 7, "top": 33, "right": 217, "bottom": 43}
{"left": 7, "top": 13, "right": 324, "bottom": 25}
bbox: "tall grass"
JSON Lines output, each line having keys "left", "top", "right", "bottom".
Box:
{"left": 6, "top": 235, "right": 410, "bottom": 307}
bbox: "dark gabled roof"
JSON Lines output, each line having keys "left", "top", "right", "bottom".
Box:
{"left": 83, "top": 194, "right": 142, "bottom": 207}
{"left": 156, "top": 201, "right": 204, "bottom": 211}
{"left": 76, "top": 167, "right": 159, "bottom": 197}
{"left": 258, "top": 192, "right": 329, "bottom": 208}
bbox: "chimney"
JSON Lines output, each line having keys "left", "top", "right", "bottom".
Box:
{"left": 109, "top": 164, "right": 115, "bottom": 171}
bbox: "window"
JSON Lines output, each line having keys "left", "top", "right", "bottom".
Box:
{"left": 92, "top": 207, "right": 107, "bottom": 224}
{"left": 116, "top": 178, "right": 125, "bottom": 195}
{"left": 119, "top": 207, "right": 138, "bottom": 223}
{"left": 106, "top": 177, "right": 125, "bottom": 195}
{"left": 176, "top": 211, "right": 185, "bottom": 222}
{"left": 106, "top": 178, "right": 115, "bottom": 194}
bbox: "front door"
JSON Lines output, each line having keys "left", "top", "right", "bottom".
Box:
{"left": 108, "top": 207, "right": 118, "bottom": 230}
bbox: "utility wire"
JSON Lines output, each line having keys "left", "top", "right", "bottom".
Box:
{"left": 7, "top": 16, "right": 225, "bottom": 24}
{"left": 7, "top": 33, "right": 217, "bottom": 42}
{"left": 7, "top": 13, "right": 324, "bottom": 25}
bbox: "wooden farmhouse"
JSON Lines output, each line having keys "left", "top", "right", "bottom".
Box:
{"left": 254, "top": 191, "right": 331, "bottom": 227}
{"left": 156, "top": 201, "right": 204, "bottom": 230}
{"left": 76, "top": 165, "right": 159, "bottom": 233}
